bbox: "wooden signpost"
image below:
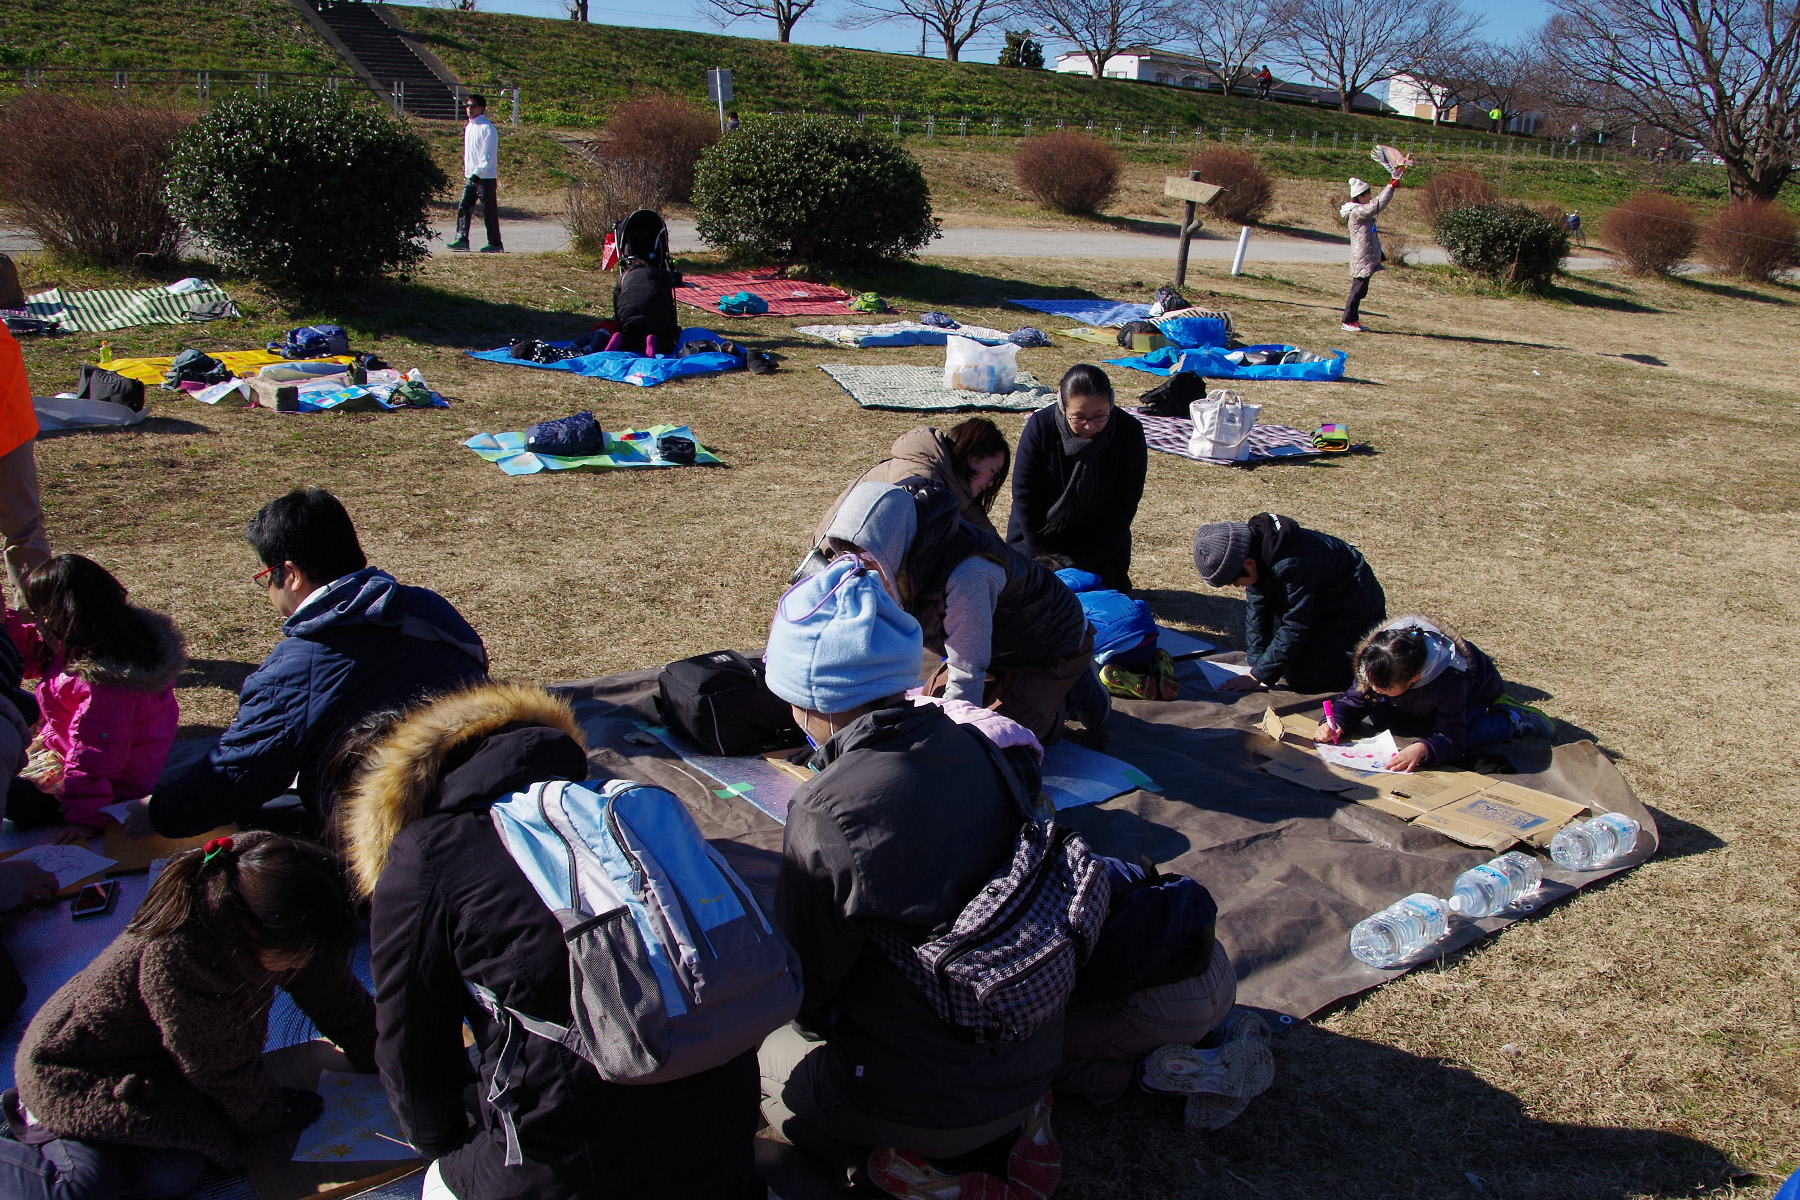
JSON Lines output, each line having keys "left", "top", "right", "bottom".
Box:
{"left": 1165, "top": 173, "right": 1223, "bottom": 287}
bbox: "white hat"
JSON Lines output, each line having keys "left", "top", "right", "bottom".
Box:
{"left": 1348, "top": 177, "right": 1372, "bottom": 198}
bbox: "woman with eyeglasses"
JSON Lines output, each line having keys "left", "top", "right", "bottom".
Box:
{"left": 1007, "top": 364, "right": 1148, "bottom": 592}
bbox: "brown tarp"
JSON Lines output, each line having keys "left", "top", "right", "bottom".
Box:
{"left": 557, "top": 661, "right": 1656, "bottom": 1021}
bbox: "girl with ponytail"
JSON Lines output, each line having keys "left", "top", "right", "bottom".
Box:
{"left": 1, "top": 831, "right": 375, "bottom": 1200}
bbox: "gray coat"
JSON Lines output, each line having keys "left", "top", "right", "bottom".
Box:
{"left": 1341, "top": 182, "right": 1396, "bottom": 279}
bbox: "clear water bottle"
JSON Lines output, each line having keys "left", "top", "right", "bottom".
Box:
{"left": 1550, "top": 813, "right": 1641, "bottom": 871}
{"left": 1448, "top": 851, "right": 1543, "bottom": 918}
{"left": 1350, "top": 893, "right": 1449, "bottom": 968}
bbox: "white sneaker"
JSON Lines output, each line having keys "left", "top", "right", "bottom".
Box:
{"left": 1341, "top": 322, "right": 1366, "bottom": 332}
{"left": 1140, "top": 1039, "right": 1275, "bottom": 1099}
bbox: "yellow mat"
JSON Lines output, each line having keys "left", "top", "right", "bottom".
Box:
{"left": 103, "top": 351, "right": 355, "bottom": 385}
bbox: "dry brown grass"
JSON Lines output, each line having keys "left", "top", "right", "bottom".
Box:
{"left": 12, "top": 244, "right": 1800, "bottom": 1197}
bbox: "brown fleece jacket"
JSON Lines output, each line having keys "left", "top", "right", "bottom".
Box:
{"left": 14, "top": 923, "right": 375, "bottom": 1166}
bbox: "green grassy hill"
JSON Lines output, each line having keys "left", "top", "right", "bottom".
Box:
{"left": 0, "top": 0, "right": 338, "bottom": 73}
{"left": 401, "top": 8, "right": 1449, "bottom": 138}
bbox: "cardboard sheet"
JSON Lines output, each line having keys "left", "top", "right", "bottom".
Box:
{"left": 556, "top": 668, "right": 1656, "bottom": 1019}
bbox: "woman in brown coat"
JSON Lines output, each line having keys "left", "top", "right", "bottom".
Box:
{"left": 814, "top": 417, "right": 1011, "bottom": 539}
{"left": 1, "top": 832, "right": 375, "bottom": 1200}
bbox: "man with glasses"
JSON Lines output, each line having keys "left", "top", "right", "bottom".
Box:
{"left": 445, "top": 94, "right": 503, "bottom": 253}
{"left": 130, "top": 489, "right": 487, "bottom": 838}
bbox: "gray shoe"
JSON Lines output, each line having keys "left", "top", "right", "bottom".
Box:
{"left": 479, "top": 244, "right": 505, "bottom": 253}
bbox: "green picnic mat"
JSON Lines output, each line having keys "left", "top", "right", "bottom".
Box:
{"left": 24, "top": 284, "right": 239, "bottom": 333}
{"left": 818, "top": 364, "right": 1053, "bottom": 412}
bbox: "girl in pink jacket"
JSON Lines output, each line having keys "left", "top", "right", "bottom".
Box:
{"left": 10, "top": 555, "right": 185, "bottom": 838}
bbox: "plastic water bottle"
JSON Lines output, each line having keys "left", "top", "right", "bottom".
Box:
{"left": 1550, "top": 813, "right": 1641, "bottom": 871}
{"left": 1448, "top": 851, "right": 1544, "bottom": 918}
{"left": 1350, "top": 893, "right": 1449, "bottom": 968}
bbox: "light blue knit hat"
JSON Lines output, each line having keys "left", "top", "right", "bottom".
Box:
{"left": 764, "top": 556, "right": 923, "bottom": 714}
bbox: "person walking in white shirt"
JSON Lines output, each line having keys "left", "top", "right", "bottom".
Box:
{"left": 447, "top": 95, "right": 502, "bottom": 253}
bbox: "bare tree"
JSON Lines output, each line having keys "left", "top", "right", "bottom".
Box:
{"left": 1173, "top": 0, "right": 1296, "bottom": 94}
{"left": 1465, "top": 42, "right": 1547, "bottom": 131}
{"left": 1008, "top": 0, "right": 1174, "bottom": 78}
{"left": 840, "top": 0, "right": 1006, "bottom": 61}
{"left": 702, "top": 0, "right": 821, "bottom": 43}
{"left": 1272, "top": 0, "right": 1481, "bottom": 112}
{"left": 1541, "top": 0, "right": 1800, "bottom": 198}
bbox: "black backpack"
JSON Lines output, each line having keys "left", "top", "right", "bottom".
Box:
{"left": 657, "top": 650, "right": 801, "bottom": 756}
{"left": 1137, "top": 371, "right": 1207, "bottom": 418}
{"left": 1076, "top": 858, "right": 1218, "bottom": 1002}
{"left": 77, "top": 366, "right": 146, "bottom": 412}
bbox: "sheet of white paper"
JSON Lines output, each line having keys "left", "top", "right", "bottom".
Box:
{"left": 1154, "top": 625, "right": 1218, "bottom": 659}
{"left": 6, "top": 844, "right": 116, "bottom": 889}
{"left": 98, "top": 802, "right": 134, "bottom": 824}
{"left": 292, "top": 1071, "right": 415, "bottom": 1163}
{"left": 1314, "top": 729, "right": 1403, "bottom": 774}
{"left": 1190, "top": 658, "right": 1254, "bottom": 689}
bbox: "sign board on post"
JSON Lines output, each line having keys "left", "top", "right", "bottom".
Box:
{"left": 1164, "top": 173, "right": 1222, "bottom": 287}
{"left": 707, "top": 67, "right": 733, "bottom": 133}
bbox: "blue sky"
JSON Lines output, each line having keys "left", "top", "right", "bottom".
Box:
{"left": 389, "top": 0, "right": 1551, "bottom": 67}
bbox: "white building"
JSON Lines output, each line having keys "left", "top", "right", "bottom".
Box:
{"left": 1386, "top": 73, "right": 1542, "bottom": 133}
{"left": 1054, "top": 47, "right": 1221, "bottom": 86}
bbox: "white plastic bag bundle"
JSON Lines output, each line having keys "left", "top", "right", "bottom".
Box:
{"left": 944, "top": 335, "right": 1019, "bottom": 393}
{"left": 1188, "top": 389, "right": 1262, "bottom": 460}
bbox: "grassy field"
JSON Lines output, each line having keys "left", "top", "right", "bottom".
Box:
{"left": 8, "top": 235, "right": 1799, "bottom": 1196}
{"left": 0, "top": 0, "right": 338, "bottom": 73}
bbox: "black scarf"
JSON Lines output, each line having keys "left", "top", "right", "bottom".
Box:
{"left": 1045, "top": 403, "right": 1118, "bottom": 535}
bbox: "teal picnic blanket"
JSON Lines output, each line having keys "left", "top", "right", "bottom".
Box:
{"left": 465, "top": 423, "right": 721, "bottom": 475}
{"left": 24, "top": 283, "right": 239, "bottom": 333}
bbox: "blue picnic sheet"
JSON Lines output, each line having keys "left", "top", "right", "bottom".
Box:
{"left": 1109, "top": 344, "right": 1349, "bottom": 381}
{"left": 466, "top": 327, "right": 743, "bottom": 388}
{"left": 465, "top": 423, "right": 721, "bottom": 475}
{"left": 1007, "top": 299, "right": 1153, "bottom": 327}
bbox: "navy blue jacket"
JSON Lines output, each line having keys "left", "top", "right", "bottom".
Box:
{"left": 149, "top": 568, "right": 488, "bottom": 836}
{"left": 1335, "top": 639, "right": 1505, "bottom": 766}
{"left": 1244, "top": 516, "right": 1385, "bottom": 689}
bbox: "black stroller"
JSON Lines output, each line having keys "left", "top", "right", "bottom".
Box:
{"left": 607, "top": 209, "right": 682, "bottom": 356}
{"left": 613, "top": 209, "right": 675, "bottom": 274}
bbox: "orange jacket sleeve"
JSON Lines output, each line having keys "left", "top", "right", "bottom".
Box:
{"left": 0, "top": 327, "right": 40, "bottom": 458}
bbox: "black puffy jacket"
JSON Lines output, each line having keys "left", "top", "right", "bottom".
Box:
{"left": 1244, "top": 513, "right": 1386, "bottom": 688}
{"left": 612, "top": 260, "right": 681, "bottom": 341}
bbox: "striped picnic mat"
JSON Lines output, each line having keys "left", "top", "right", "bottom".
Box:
{"left": 675, "top": 269, "right": 854, "bottom": 316}
{"left": 25, "top": 284, "right": 239, "bottom": 333}
{"left": 1127, "top": 407, "right": 1324, "bottom": 466}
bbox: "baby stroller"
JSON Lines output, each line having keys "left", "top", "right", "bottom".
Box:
{"left": 606, "top": 210, "right": 682, "bottom": 356}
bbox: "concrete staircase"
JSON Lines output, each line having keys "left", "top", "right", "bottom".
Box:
{"left": 297, "top": 0, "right": 460, "bottom": 120}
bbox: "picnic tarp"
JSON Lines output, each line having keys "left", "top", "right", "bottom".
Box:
{"left": 1111, "top": 344, "right": 1349, "bottom": 382}
{"left": 465, "top": 423, "right": 721, "bottom": 475}
{"left": 796, "top": 321, "right": 1013, "bottom": 348}
{"left": 1128, "top": 407, "right": 1328, "bottom": 466}
{"left": 23, "top": 283, "right": 239, "bottom": 333}
{"left": 1007, "top": 299, "right": 1153, "bottom": 327}
{"left": 102, "top": 351, "right": 357, "bottom": 387}
{"left": 33, "top": 395, "right": 150, "bottom": 432}
{"left": 819, "top": 364, "right": 1053, "bottom": 412}
{"left": 556, "top": 664, "right": 1657, "bottom": 1020}
{"left": 467, "top": 329, "right": 742, "bottom": 388}
{"left": 676, "top": 269, "right": 854, "bottom": 317}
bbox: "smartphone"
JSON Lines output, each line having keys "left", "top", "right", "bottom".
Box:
{"left": 70, "top": 879, "right": 119, "bottom": 921}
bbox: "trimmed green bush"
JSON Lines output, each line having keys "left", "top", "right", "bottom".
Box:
{"left": 1434, "top": 202, "right": 1570, "bottom": 291}
{"left": 167, "top": 90, "right": 446, "bottom": 287}
{"left": 693, "top": 116, "right": 938, "bottom": 266}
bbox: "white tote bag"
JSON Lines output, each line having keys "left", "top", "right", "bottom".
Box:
{"left": 1188, "top": 389, "right": 1262, "bottom": 461}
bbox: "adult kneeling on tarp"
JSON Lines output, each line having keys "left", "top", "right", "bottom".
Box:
{"left": 816, "top": 478, "right": 1107, "bottom": 742}
{"left": 1192, "top": 512, "right": 1386, "bottom": 694}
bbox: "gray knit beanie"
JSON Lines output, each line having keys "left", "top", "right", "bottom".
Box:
{"left": 1193, "top": 521, "right": 1252, "bottom": 586}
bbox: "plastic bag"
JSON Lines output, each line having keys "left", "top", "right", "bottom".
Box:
{"left": 944, "top": 335, "right": 1019, "bottom": 393}
{"left": 1188, "top": 389, "right": 1262, "bottom": 461}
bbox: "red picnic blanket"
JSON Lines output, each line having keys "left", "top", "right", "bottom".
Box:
{"left": 675, "top": 269, "right": 855, "bottom": 316}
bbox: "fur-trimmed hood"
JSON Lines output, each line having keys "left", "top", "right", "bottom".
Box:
{"left": 341, "top": 682, "right": 584, "bottom": 897}
{"left": 64, "top": 608, "right": 187, "bottom": 693}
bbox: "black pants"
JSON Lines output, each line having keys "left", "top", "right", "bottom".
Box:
{"left": 1342, "top": 275, "right": 1370, "bottom": 324}
{"left": 456, "top": 175, "right": 502, "bottom": 248}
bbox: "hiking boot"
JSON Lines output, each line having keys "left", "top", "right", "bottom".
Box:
{"left": 1007, "top": 1093, "right": 1060, "bottom": 1200}
{"left": 445, "top": 238, "right": 471, "bottom": 251}
{"left": 1495, "top": 693, "right": 1554, "bottom": 740}
{"left": 867, "top": 1148, "right": 1012, "bottom": 1200}
{"left": 479, "top": 243, "right": 505, "bottom": 253}
{"left": 1099, "top": 661, "right": 1157, "bottom": 701}
{"left": 1152, "top": 649, "right": 1180, "bottom": 701}
{"left": 1340, "top": 322, "right": 1366, "bottom": 332}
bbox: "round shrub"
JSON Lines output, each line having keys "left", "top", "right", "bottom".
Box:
{"left": 1434, "top": 202, "right": 1570, "bottom": 292}
{"left": 1014, "top": 132, "right": 1120, "bottom": 216}
{"left": 1600, "top": 191, "right": 1696, "bottom": 275}
{"left": 693, "top": 116, "right": 938, "bottom": 266}
{"left": 1420, "top": 171, "right": 1497, "bottom": 227}
{"left": 167, "top": 89, "right": 446, "bottom": 288}
{"left": 1702, "top": 200, "right": 1800, "bottom": 282}
{"left": 1186, "top": 148, "right": 1273, "bottom": 225}
{"left": 603, "top": 93, "right": 719, "bottom": 203}
{"left": 0, "top": 93, "right": 190, "bottom": 266}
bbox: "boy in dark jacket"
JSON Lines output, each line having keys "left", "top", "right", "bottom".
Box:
{"left": 1192, "top": 513, "right": 1386, "bottom": 694}
{"left": 761, "top": 557, "right": 1063, "bottom": 1197}
{"left": 141, "top": 489, "right": 487, "bottom": 838}
{"left": 342, "top": 682, "right": 761, "bottom": 1200}
{"left": 1318, "top": 615, "right": 1554, "bottom": 771}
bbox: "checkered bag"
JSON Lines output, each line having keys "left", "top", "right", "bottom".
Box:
{"left": 870, "top": 734, "right": 1110, "bottom": 1043}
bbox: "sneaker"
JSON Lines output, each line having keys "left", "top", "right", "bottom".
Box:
{"left": 444, "top": 238, "right": 470, "bottom": 251}
{"left": 1152, "top": 649, "right": 1180, "bottom": 702}
{"left": 1340, "top": 322, "right": 1366, "bottom": 332}
{"left": 479, "top": 244, "right": 505, "bottom": 253}
{"left": 1140, "top": 1040, "right": 1275, "bottom": 1101}
{"left": 867, "top": 1148, "right": 1012, "bottom": 1200}
{"left": 1099, "top": 661, "right": 1157, "bottom": 701}
{"left": 1007, "top": 1093, "right": 1060, "bottom": 1200}
{"left": 1495, "top": 693, "right": 1554, "bottom": 740}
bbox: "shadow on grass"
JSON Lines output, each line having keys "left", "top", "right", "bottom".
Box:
{"left": 1094, "top": 215, "right": 1180, "bottom": 238}
{"left": 1393, "top": 330, "right": 1575, "bottom": 352}
{"left": 1672, "top": 275, "right": 1796, "bottom": 306}
{"left": 1640, "top": 803, "right": 1727, "bottom": 861}
{"left": 177, "top": 658, "right": 259, "bottom": 694}
{"left": 1607, "top": 352, "right": 1667, "bottom": 365}
{"left": 830, "top": 261, "right": 1113, "bottom": 308}
{"left": 286, "top": 278, "right": 601, "bottom": 349}
{"left": 1047, "top": 1023, "right": 1742, "bottom": 1200}
{"left": 1546, "top": 281, "right": 1662, "bottom": 313}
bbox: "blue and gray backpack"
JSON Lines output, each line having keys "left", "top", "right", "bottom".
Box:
{"left": 267, "top": 324, "right": 350, "bottom": 359}
{"left": 472, "top": 779, "right": 801, "bottom": 1164}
